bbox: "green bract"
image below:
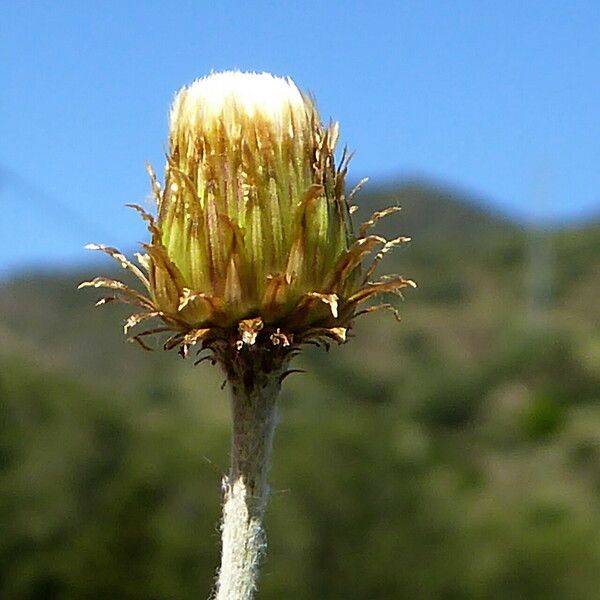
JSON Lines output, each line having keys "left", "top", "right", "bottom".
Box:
{"left": 80, "top": 71, "right": 414, "bottom": 354}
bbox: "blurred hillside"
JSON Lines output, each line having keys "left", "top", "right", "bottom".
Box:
{"left": 1, "top": 182, "right": 599, "bottom": 599}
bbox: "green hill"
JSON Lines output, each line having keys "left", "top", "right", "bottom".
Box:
{"left": 1, "top": 182, "right": 599, "bottom": 599}
{"left": 352, "top": 179, "right": 517, "bottom": 240}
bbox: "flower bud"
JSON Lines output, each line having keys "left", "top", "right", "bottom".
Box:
{"left": 81, "top": 71, "right": 414, "bottom": 354}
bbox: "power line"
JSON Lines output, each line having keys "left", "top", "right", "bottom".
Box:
{"left": 0, "top": 164, "right": 115, "bottom": 242}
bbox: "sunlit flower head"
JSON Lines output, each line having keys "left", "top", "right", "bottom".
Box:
{"left": 80, "top": 71, "right": 414, "bottom": 358}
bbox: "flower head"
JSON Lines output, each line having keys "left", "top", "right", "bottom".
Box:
{"left": 80, "top": 71, "right": 414, "bottom": 358}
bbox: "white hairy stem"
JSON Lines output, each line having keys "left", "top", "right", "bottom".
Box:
{"left": 214, "top": 368, "right": 282, "bottom": 600}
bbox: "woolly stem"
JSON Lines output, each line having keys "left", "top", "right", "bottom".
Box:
{"left": 214, "top": 359, "right": 283, "bottom": 600}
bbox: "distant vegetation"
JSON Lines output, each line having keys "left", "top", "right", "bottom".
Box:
{"left": 1, "top": 182, "right": 599, "bottom": 599}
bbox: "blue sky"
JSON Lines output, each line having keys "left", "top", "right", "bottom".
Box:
{"left": 2, "top": 1, "right": 599, "bottom": 276}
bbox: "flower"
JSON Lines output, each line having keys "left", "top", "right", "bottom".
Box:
{"left": 80, "top": 71, "right": 414, "bottom": 357}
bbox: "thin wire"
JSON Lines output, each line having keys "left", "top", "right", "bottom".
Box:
{"left": 0, "top": 164, "right": 116, "bottom": 242}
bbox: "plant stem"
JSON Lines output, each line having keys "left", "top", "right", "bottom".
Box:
{"left": 214, "top": 361, "right": 283, "bottom": 600}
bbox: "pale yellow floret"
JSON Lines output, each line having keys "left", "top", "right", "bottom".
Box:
{"left": 170, "top": 71, "right": 310, "bottom": 141}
